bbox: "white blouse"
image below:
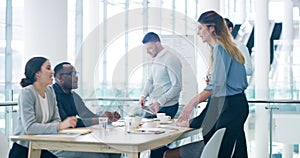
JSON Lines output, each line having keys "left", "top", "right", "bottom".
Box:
{"left": 39, "top": 94, "right": 50, "bottom": 123}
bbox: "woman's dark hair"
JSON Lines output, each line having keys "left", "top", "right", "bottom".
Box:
{"left": 20, "top": 57, "right": 48, "bottom": 87}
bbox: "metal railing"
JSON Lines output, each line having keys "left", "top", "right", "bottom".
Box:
{"left": 0, "top": 102, "right": 17, "bottom": 107}
{"left": 2, "top": 98, "right": 300, "bottom": 106}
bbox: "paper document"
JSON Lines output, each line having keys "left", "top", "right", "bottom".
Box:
{"left": 142, "top": 106, "right": 154, "bottom": 115}
{"left": 59, "top": 128, "right": 92, "bottom": 135}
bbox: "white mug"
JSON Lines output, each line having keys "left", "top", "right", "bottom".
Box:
{"left": 160, "top": 115, "right": 171, "bottom": 123}
{"left": 156, "top": 113, "right": 166, "bottom": 120}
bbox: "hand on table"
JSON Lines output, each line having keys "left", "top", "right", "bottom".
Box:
{"left": 102, "top": 111, "right": 121, "bottom": 122}
{"left": 177, "top": 90, "right": 211, "bottom": 125}
{"left": 177, "top": 103, "right": 194, "bottom": 123}
{"left": 175, "top": 120, "right": 190, "bottom": 127}
{"left": 59, "top": 116, "right": 77, "bottom": 130}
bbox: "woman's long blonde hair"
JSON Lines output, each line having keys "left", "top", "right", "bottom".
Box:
{"left": 198, "top": 10, "right": 245, "bottom": 74}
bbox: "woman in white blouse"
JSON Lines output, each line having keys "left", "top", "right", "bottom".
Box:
{"left": 9, "top": 56, "right": 77, "bottom": 158}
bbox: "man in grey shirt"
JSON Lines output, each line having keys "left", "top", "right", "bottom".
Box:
{"left": 138, "top": 32, "right": 182, "bottom": 158}
{"left": 139, "top": 32, "right": 182, "bottom": 119}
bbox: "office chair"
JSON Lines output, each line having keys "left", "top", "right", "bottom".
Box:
{"left": 0, "top": 131, "right": 10, "bottom": 158}
{"left": 200, "top": 128, "right": 226, "bottom": 158}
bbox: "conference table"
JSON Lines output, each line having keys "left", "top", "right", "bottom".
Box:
{"left": 10, "top": 121, "right": 201, "bottom": 158}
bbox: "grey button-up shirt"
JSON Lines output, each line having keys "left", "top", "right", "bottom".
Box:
{"left": 142, "top": 48, "right": 182, "bottom": 107}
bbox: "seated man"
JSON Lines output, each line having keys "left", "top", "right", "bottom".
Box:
{"left": 53, "top": 62, "right": 120, "bottom": 127}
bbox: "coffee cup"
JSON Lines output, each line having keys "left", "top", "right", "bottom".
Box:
{"left": 124, "top": 116, "right": 142, "bottom": 132}
{"left": 160, "top": 115, "right": 171, "bottom": 123}
{"left": 156, "top": 113, "right": 166, "bottom": 120}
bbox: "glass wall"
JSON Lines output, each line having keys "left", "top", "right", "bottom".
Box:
{"left": 0, "top": 0, "right": 6, "bottom": 102}
{"left": 1, "top": 1, "right": 299, "bottom": 108}
{"left": 1, "top": 0, "right": 300, "bottom": 157}
{"left": 80, "top": 0, "right": 201, "bottom": 109}
{"left": 0, "top": 0, "right": 23, "bottom": 136}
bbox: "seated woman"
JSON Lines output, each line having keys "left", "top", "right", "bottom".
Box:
{"left": 9, "top": 57, "right": 77, "bottom": 158}
{"left": 9, "top": 57, "right": 120, "bottom": 158}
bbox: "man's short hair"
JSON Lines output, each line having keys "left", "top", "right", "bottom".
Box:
{"left": 224, "top": 18, "right": 234, "bottom": 29}
{"left": 142, "top": 32, "right": 161, "bottom": 44}
{"left": 54, "top": 62, "right": 71, "bottom": 77}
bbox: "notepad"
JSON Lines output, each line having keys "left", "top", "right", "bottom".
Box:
{"left": 59, "top": 128, "right": 92, "bottom": 135}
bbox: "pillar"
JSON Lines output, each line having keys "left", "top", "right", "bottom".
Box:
{"left": 283, "top": 0, "right": 294, "bottom": 43}
{"left": 80, "top": 0, "right": 100, "bottom": 96}
{"left": 198, "top": 0, "right": 220, "bottom": 13}
{"left": 254, "top": 0, "right": 270, "bottom": 157}
{"left": 24, "top": 0, "right": 68, "bottom": 66}
{"left": 282, "top": 0, "right": 294, "bottom": 157}
{"left": 283, "top": 144, "right": 293, "bottom": 158}
{"left": 235, "top": 0, "right": 246, "bottom": 23}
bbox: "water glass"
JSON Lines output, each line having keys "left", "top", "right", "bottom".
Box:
{"left": 99, "top": 117, "right": 108, "bottom": 130}
{"left": 124, "top": 117, "right": 133, "bottom": 132}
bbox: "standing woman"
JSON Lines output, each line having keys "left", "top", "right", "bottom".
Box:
{"left": 9, "top": 57, "right": 77, "bottom": 158}
{"left": 164, "top": 10, "right": 249, "bottom": 158}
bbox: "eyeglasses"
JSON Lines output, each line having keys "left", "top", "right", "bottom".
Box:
{"left": 60, "top": 71, "right": 79, "bottom": 76}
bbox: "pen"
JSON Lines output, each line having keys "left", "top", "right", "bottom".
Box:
{"left": 80, "top": 130, "right": 92, "bottom": 135}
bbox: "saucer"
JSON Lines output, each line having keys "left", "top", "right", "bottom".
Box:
{"left": 142, "top": 122, "right": 159, "bottom": 128}
{"left": 159, "top": 120, "right": 174, "bottom": 124}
